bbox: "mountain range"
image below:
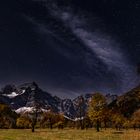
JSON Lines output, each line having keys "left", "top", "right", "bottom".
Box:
{"left": 1, "top": 82, "right": 140, "bottom": 119}
{"left": 0, "top": 82, "right": 118, "bottom": 119}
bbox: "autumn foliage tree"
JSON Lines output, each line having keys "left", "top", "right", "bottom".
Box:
{"left": 40, "top": 111, "right": 64, "bottom": 129}
{"left": 16, "top": 116, "right": 31, "bottom": 129}
{"left": 111, "top": 112, "right": 126, "bottom": 130}
{"left": 31, "top": 106, "right": 42, "bottom": 132}
{"left": 0, "top": 104, "right": 18, "bottom": 128}
{"left": 131, "top": 109, "right": 140, "bottom": 129}
{"left": 76, "top": 96, "right": 85, "bottom": 129}
{"left": 88, "top": 93, "right": 107, "bottom": 132}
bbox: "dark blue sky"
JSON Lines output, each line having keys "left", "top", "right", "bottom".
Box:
{"left": 0, "top": 0, "right": 140, "bottom": 98}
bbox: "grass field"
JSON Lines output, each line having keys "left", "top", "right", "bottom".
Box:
{"left": 0, "top": 129, "right": 140, "bottom": 140}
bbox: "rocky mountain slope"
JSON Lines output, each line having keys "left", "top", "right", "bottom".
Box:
{"left": 0, "top": 82, "right": 118, "bottom": 119}
{"left": 113, "top": 85, "right": 140, "bottom": 117}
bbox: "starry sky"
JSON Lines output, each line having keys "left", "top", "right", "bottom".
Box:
{"left": 0, "top": 0, "right": 140, "bottom": 98}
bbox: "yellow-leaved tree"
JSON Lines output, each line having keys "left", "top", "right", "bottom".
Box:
{"left": 88, "top": 93, "right": 107, "bottom": 132}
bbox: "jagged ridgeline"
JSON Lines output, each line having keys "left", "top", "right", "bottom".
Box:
{"left": 0, "top": 82, "right": 140, "bottom": 120}
{"left": 0, "top": 82, "right": 117, "bottom": 119}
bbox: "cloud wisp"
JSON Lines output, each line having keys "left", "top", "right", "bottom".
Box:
{"left": 29, "top": 0, "right": 139, "bottom": 94}
{"left": 45, "top": 2, "right": 139, "bottom": 91}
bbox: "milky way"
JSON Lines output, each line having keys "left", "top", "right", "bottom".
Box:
{"left": 26, "top": 0, "right": 139, "bottom": 97}
{"left": 0, "top": 0, "right": 140, "bottom": 98}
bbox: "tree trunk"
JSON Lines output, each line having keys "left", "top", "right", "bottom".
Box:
{"left": 104, "top": 121, "right": 107, "bottom": 130}
{"left": 31, "top": 119, "right": 36, "bottom": 132}
{"left": 96, "top": 120, "right": 100, "bottom": 132}
{"left": 80, "top": 120, "right": 84, "bottom": 130}
{"left": 32, "top": 123, "right": 35, "bottom": 132}
{"left": 50, "top": 123, "right": 53, "bottom": 129}
{"left": 133, "top": 124, "right": 136, "bottom": 130}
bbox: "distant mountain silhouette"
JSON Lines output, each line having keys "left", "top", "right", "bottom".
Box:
{"left": 3, "top": 82, "right": 140, "bottom": 119}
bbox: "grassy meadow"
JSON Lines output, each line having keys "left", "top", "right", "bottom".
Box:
{"left": 0, "top": 129, "right": 140, "bottom": 140}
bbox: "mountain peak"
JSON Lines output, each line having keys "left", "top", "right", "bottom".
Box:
{"left": 0, "top": 82, "right": 131, "bottom": 119}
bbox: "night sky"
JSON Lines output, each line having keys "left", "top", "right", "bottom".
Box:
{"left": 0, "top": 0, "right": 140, "bottom": 98}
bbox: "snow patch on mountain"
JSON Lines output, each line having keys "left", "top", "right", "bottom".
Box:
{"left": 0, "top": 82, "right": 118, "bottom": 119}
{"left": 3, "top": 92, "right": 19, "bottom": 98}
{"left": 15, "top": 106, "right": 50, "bottom": 114}
{"left": 15, "top": 107, "right": 34, "bottom": 114}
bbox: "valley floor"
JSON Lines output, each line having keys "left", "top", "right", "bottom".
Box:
{"left": 0, "top": 129, "right": 140, "bottom": 140}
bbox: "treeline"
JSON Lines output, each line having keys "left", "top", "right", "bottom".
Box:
{"left": 1, "top": 93, "right": 140, "bottom": 132}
